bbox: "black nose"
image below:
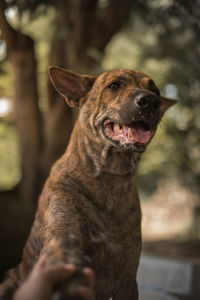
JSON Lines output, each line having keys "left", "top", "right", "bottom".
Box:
{"left": 136, "top": 94, "right": 160, "bottom": 110}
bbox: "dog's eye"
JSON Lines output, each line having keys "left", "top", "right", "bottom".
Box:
{"left": 107, "top": 81, "right": 122, "bottom": 91}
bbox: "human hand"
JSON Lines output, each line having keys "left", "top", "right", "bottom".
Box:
{"left": 13, "top": 254, "right": 95, "bottom": 300}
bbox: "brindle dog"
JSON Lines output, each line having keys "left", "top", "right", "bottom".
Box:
{"left": 0, "top": 68, "right": 176, "bottom": 300}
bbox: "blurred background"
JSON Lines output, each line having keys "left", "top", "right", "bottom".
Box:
{"left": 0, "top": 0, "right": 200, "bottom": 279}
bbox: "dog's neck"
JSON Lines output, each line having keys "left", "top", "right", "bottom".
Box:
{"left": 65, "top": 121, "right": 141, "bottom": 177}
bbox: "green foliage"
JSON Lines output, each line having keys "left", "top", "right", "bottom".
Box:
{"left": 0, "top": 60, "right": 13, "bottom": 97}
{"left": 0, "top": 121, "right": 21, "bottom": 189}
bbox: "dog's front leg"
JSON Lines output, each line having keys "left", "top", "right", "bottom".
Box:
{"left": 113, "top": 278, "right": 138, "bottom": 300}
{"left": 44, "top": 235, "right": 88, "bottom": 300}
{"left": 41, "top": 199, "right": 89, "bottom": 299}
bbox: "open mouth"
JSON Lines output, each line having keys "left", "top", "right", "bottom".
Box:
{"left": 103, "top": 120, "right": 152, "bottom": 150}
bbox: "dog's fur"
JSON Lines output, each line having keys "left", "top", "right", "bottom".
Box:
{"left": 0, "top": 68, "right": 176, "bottom": 300}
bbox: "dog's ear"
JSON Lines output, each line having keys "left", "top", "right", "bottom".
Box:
{"left": 48, "top": 66, "right": 97, "bottom": 107}
{"left": 160, "top": 96, "right": 177, "bottom": 116}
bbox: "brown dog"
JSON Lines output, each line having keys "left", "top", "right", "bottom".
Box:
{"left": 0, "top": 68, "right": 176, "bottom": 300}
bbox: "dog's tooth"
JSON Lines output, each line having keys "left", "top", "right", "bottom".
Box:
{"left": 128, "top": 128, "right": 131, "bottom": 139}
{"left": 114, "top": 123, "right": 121, "bottom": 132}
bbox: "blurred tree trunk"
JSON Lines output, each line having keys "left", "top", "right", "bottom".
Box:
{"left": 0, "top": 1, "right": 43, "bottom": 215}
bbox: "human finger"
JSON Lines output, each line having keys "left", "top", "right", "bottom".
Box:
{"left": 44, "top": 264, "right": 76, "bottom": 283}
{"left": 35, "top": 253, "right": 48, "bottom": 268}
{"left": 77, "top": 286, "right": 95, "bottom": 300}
{"left": 82, "top": 268, "right": 95, "bottom": 287}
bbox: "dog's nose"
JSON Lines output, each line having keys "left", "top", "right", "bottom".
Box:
{"left": 136, "top": 94, "right": 160, "bottom": 110}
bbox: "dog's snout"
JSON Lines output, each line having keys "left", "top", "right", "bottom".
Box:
{"left": 136, "top": 95, "right": 148, "bottom": 108}
{"left": 136, "top": 94, "right": 160, "bottom": 110}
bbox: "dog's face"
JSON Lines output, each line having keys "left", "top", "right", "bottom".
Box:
{"left": 49, "top": 67, "right": 176, "bottom": 153}
{"left": 87, "top": 69, "right": 162, "bottom": 153}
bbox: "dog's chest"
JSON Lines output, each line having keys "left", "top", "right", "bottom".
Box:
{"left": 85, "top": 207, "right": 141, "bottom": 296}
{"left": 84, "top": 177, "right": 141, "bottom": 265}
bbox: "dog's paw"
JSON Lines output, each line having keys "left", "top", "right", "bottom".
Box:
{"left": 44, "top": 235, "right": 91, "bottom": 300}
{"left": 52, "top": 270, "right": 87, "bottom": 300}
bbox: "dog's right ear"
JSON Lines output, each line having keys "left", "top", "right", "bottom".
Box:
{"left": 160, "top": 96, "right": 177, "bottom": 116}
{"left": 48, "top": 66, "right": 97, "bottom": 107}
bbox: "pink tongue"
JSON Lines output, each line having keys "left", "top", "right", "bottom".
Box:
{"left": 131, "top": 128, "right": 151, "bottom": 143}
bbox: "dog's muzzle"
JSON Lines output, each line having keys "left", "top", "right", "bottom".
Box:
{"left": 102, "top": 91, "right": 161, "bottom": 152}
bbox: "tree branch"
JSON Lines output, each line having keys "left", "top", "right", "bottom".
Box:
{"left": 0, "top": 0, "right": 17, "bottom": 48}
{"left": 92, "top": 0, "right": 133, "bottom": 51}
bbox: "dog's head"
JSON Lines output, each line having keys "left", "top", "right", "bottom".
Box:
{"left": 49, "top": 67, "right": 176, "bottom": 153}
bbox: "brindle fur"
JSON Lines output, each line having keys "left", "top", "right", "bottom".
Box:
{"left": 0, "top": 68, "right": 176, "bottom": 300}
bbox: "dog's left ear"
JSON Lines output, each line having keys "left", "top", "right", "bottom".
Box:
{"left": 160, "top": 96, "right": 177, "bottom": 116}
{"left": 48, "top": 66, "right": 97, "bottom": 107}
